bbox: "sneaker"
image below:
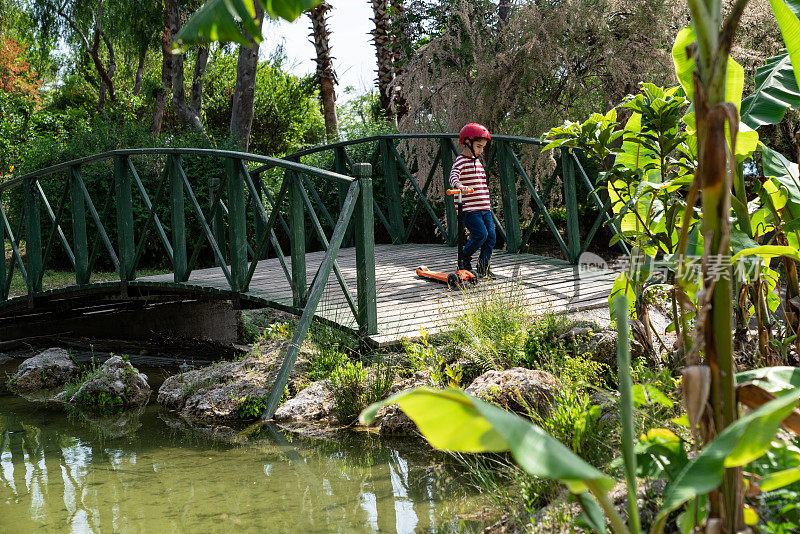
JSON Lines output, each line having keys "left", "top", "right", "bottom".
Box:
{"left": 459, "top": 258, "right": 473, "bottom": 271}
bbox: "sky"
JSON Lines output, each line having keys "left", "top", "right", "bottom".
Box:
{"left": 261, "top": 2, "right": 378, "bottom": 101}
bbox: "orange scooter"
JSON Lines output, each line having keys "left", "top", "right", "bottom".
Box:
{"left": 416, "top": 188, "right": 479, "bottom": 289}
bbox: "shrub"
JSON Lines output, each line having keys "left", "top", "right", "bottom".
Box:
{"left": 235, "top": 395, "right": 269, "bottom": 420}
{"left": 445, "top": 284, "right": 531, "bottom": 371}
{"left": 330, "top": 359, "right": 393, "bottom": 423}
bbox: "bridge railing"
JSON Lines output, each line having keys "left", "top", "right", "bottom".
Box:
{"left": 279, "top": 134, "right": 627, "bottom": 264}
{"left": 0, "top": 148, "right": 378, "bottom": 335}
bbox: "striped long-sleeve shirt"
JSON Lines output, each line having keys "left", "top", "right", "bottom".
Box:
{"left": 449, "top": 155, "right": 491, "bottom": 212}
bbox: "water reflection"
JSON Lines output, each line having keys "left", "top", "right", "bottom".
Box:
{"left": 0, "top": 396, "right": 483, "bottom": 533}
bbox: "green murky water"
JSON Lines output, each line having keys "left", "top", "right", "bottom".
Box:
{"left": 0, "top": 362, "right": 488, "bottom": 533}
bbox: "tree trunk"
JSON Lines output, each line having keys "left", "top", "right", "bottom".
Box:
{"left": 56, "top": 0, "right": 116, "bottom": 109}
{"left": 308, "top": 2, "right": 338, "bottom": 141}
{"left": 97, "top": 31, "right": 116, "bottom": 112}
{"left": 152, "top": 20, "right": 173, "bottom": 136}
{"left": 371, "top": 0, "right": 394, "bottom": 121}
{"left": 499, "top": 0, "right": 511, "bottom": 23}
{"left": 168, "top": 0, "right": 206, "bottom": 135}
{"left": 190, "top": 45, "right": 209, "bottom": 115}
{"left": 133, "top": 42, "right": 148, "bottom": 96}
{"left": 390, "top": 0, "right": 408, "bottom": 121}
{"left": 230, "top": 4, "right": 264, "bottom": 151}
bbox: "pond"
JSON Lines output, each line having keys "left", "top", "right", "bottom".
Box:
{"left": 0, "top": 360, "right": 491, "bottom": 533}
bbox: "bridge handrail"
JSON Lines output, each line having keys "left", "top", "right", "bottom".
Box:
{"left": 1, "top": 148, "right": 354, "bottom": 193}
{"left": 279, "top": 132, "right": 545, "bottom": 162}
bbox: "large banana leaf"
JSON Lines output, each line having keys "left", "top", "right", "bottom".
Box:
{"left": 762, "top": 145, "right": 800, "bottom": 202}
{"left": 173, "top": 0, "right": 322, "bottom": 49}
{"left": 737, "top": 366, "right": 800, "bottom": 393}
{"left": 741, "top": 52, "right": 800, "bottom": 129}
{"left": 651, "top": 386, "right": 800, "bottom": 533}
{"left": 672, "top": 27, "right": 744, "bottom": 111}
{"left": 770, "top": 0, "right": 800, "bottom": 103}
{"left": 359, "top": 387, "right": 615, "bottom": 495}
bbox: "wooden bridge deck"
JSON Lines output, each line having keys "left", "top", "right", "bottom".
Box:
{"left": 144, "top": 244, "right": 617, "bottom": 346}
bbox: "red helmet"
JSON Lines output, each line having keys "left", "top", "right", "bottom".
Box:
{"left": 459, "top": 123, "right": 491, "bottom": 145}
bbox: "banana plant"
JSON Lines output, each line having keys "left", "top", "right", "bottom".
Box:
{"left": 360, "top": 296, "right": 800, "bottom": 533}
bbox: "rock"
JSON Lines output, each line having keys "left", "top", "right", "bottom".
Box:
{"left": 465, "top": 367, "right": 559, "bottom": 416}
{"left": 0, "top": 355, "right": 11, "bottom": 365}
{"left": 69, "top": 356, "right": 150, "bottom": 408}
{"left": 9, "top": 348, "right": 78, "bottom": 393}
{"left": 157, "top": 340, "right": 309, "bottom": 423}
{"left": 273, "top": 380, "right": 335, "bottom": 422}
{"left": 374, "top": 370, "right": 431, "bottom": 435}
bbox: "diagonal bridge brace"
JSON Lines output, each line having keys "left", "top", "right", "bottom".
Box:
{"left": 263, "top": 179, "right": 361, "bottom": 419}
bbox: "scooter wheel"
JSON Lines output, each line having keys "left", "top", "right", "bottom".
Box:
{"left": 447, "top": 273, "right": 459, "bottom": 289}
{"left": 469, "top": 275, "right": 479, "bottom": 285}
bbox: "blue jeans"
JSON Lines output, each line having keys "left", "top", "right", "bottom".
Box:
{"left": 462, "top": 210, "right": 495, "bottom": 269}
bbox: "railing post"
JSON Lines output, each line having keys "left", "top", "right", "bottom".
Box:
{"left": 562, "top": 148, "right": 581, "bottom": 263}
{"left": 496, "top": 140, "right": 522, "bottom": 253}
{"left": 353, "top": 163, "right": 378, "bottom": 335}
{"left": 441, "top": 138, "right": 457, "bottom": 246}
{"left": 252, "top": 171, "right": 268, "bottom": 259}
{"left": 210, "top": 175, "right": 226, "bottom": 267}
{"left": 23, "top": 176, "right": 42, "bottom": 293}
{"left": 335, "top": 146, "right": 354, "bottom": 246}
{"left": 380, "top": 138, "right": 404, "bottom": 244}
{"left": 288, "top": 169, "right": 307, "bottom": 307}
{"left": 114, "top": 155, "right": 136, "bottom": 280}
{"left": 170, "top": 154, "right": 188, "bottom": 282}
{"left": 226, "top": 158, "right": 247, "bottom": 291}
{"left": 70, "top": 165, "right": 90, "bottom": 285}
{"left": 0, "top": 190, "right": 5, "bottom": 300}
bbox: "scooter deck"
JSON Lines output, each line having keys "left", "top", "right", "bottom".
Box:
{"left": 416, "top": 266, "right": 477, "bottom": 288}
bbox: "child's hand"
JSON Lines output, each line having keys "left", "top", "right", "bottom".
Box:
{"left": 459, "top": 184, "right": 472, "bottom": 193}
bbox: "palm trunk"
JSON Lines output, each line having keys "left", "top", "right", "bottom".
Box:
{"left": 371, "top": 0, "right": 395, "bottom": 121}
{"left": 309, "top": 2, "right": 339, "bottom": 141}
{"left": 390, "top": 0, "right": 408, "bottom": 121}
{"left": 230, "top": 4, "right": 264, "bottom": 151}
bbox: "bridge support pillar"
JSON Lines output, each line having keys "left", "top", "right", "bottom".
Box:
{"left": 288, "top": 170, "right": 307, "bottom": 307}
{"left": 170, "top": 155, "right": 188, "bottom": 282}
{"left": 562, "top": 149, "right": 581, "bottom": 264}
{"left": 23, "top": 177, "right": 42, "bottom": 294}
{"left": 496, "top": 141, "right": 522, "bottom": 253}
{"left": 354, "top": 163, "right": 377, "bottom": 335}
{"left": 226, "top": 158, "right": 248, "bottom": 291}
{"left": 114, "top": 155, "right": 136, "bottom": 280}
{"left": 441, "top": 138, "right": 457, "bottom": 246}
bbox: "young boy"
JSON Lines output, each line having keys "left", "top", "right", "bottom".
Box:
{"left": 448, "top": 123, "right": 495, "bottom": 277}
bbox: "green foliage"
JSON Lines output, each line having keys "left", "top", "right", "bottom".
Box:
{"left": 174, "top": 0, "right": 323, "bottom": 48}
{"left": 235, "top": 395, "right": 268, "bottom": 420}
{"left": 307, "top": 322, "right": 359, "bottom": 381}
{"left": 446, "top": 285, "right": 530, "bottom": 371}
{"left": 202, "top": 51, "right": 324, "bottom": 156}
{"left": 530, "top": 387, "right": 608, "bottom": 465}
{"left": 330, "top": 359, "right": 393, "bottom": 423}
{"left": 72, "top": 390, "right": 123, "bottom": 411}
{"left": 741, "top": 51, "right": 800, "bottom": 129}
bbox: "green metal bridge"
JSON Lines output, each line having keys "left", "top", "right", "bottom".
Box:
{"left": 0, "top": 133, "right": 623, "bottom": 417}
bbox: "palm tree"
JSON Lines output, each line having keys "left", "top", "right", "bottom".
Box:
{"left": 308, "top": 2, "right": 338, "bottom": 141}
{"left": 371, "top": 0, "right": 394, "bottom": 121}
